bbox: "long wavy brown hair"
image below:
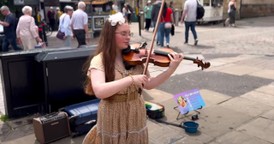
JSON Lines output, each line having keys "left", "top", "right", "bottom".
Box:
{"left": 83, "top": 20, "right": 119, "bottom": 95}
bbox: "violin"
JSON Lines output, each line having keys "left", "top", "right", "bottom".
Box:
{"left": 122, "top": 42, "right": 210, "bottom": 70}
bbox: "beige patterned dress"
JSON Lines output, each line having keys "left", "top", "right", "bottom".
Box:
{"left": 83, "top": 54, "right": 148, "bottom": 144}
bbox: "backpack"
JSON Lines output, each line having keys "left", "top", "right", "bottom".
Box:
{"left": 196, "top": 0, "right": 205, "bottom": 19}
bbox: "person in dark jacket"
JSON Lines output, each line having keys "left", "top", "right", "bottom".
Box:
{"left": 0, "top": 6, "right": 22, "bottom": 52}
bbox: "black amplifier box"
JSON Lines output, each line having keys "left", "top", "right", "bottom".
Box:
{"left": 33, "top": 112, "right": 71, "bottom": 144}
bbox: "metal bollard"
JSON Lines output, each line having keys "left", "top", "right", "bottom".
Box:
{"left": 139, "top": 10, "right": 144, "bottom": 29}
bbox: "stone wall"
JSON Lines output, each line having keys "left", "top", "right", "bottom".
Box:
{"left": 240, "top": 4, "right": 274, "bottom": 18}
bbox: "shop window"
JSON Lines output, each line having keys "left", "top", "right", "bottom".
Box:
{"left": 203, "top": 0, "right": 210, "bottom": 6}
{"left": 212, "top": 0, "right": 223, "bottom": 7}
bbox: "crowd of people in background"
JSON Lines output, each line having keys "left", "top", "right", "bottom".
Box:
{"left": 0, "top": 1, "right": 89, "bottom": 51}
{"left": 0, "top": 0, "right": 238, "bottom": 52}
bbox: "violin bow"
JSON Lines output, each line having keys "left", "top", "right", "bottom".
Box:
{"left": 143, "top": 0, "right": 165, "bottom": 75}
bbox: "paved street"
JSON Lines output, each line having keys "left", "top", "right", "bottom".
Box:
{"left": 0, "top": 16, "right": 274, "bottom": 144}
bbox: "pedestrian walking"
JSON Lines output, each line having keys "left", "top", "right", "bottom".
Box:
{"left": 144, "top": 1, "right": 152, "bottom": 31}
{"left": 58, "top": 6, "right": 73, "bottom": 47}
{"left": 180, "top": 0, "right": 199, "bottom": 46}
{"left": 16, "top": 6, "right": 42, "bottom": 50}
{"left": 126, "top": 4, "right": 133, "bottom": 24}
{"left": 47, "top": 7, "right": 56, "bottom": 31}
{"left": 71, "top": 1, "right": 89, "bottom": 48}
{"left": 224, "top": 0, "right": 237, "bottom": 27}
{"left": 56, "top": 7, "right": 63, "bottom": 27}
{"left": 151, "top": 0, "right": 162, "bottom": 45}
{"left": 82, "top": 12, "right": 183, "bottom": 144}
{"left": 0, "top": 5, "right": 22, "bottom": 52}
{"left": 158, "top": 2, "right": 174, "bottom": 48}
{"left": 111, "top": 2, "right": 120, "bottom": 14}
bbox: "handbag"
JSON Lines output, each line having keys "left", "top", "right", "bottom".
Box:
{"left": 164, "top": 22, "right": 172, "bottom": 29}
{"left": 56, "top": 15, "right": 66, "bottom": 40}
{"left": 56, "top": 30, "right": 65, "bottom": 40}
{"left": 171, "top": 24, "right": 175, "bottom": 36}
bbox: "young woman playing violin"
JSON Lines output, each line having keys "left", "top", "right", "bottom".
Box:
{"left": 82, "top": 12, "right": 183, "bottom": 144}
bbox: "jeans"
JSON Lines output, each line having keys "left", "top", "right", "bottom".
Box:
{"left": 158, "top": 23, "right": 165, "bottom": 46}
{"left": 64, "top": 36, "right": 72, "bottom": 47}
{"left": 164, "top": 27, "right": 171, "bottom": 45}
{"left": 1, "top": 36, "right": 22, "bottom": 52}
{"left": 184, "top": 21, "right": 198, "bottom": 43}
{"left": 158, "top": 23, "right": 172, "bottom": 46}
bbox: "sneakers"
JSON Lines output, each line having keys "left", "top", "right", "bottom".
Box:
{"left": 194, "top": 39, "right": 198, "bottom": 46}
{"left": 184, "top": 41, "right": 188, "bottom": 44}
{"left": 166, "top": 43, "right": 170, "bottom": 48}
{"left": 156, "top": 41, "right": 160, "bottom": 46}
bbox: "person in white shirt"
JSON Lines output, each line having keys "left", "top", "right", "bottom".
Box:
{"left": 71, "top": 1, "right": 88, "bottom": 48}
{"left": 112, "top": 2, "right": 119, "bottom": 14}
{"left": 180, "top": 0, "right": 198, "bottom": 46}
{"left": 59, "top": 5, "right": 73, "bottom": 47}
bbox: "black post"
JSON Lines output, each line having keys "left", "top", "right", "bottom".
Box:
{"left": 138, "top": 15, "right": 141, "bottom": 36}
{"left": 137, "top": 0, "right": 141, "bottom": 36}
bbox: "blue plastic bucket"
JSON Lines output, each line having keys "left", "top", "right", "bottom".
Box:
{"left": 182, "top": 121, "right": 199, "bottom": 133}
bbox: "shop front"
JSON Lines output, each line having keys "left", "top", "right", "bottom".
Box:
{"left": 83, "top": 0, "right": 112, "bottom": 35}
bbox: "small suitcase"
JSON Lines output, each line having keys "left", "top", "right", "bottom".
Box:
{"left": 61, "top": 99, "right": 100, "bottom": 136}
{"left": 33, "top": 112, "right": 71, "bottom": 144}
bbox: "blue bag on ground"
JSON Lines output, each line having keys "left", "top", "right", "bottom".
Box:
{"left": 61, "top": 99, "right": 100, "bottom": 136}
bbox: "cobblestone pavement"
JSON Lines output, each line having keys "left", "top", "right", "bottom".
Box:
{"left": 0, "top": 16, "right": 274, "bottom": 144}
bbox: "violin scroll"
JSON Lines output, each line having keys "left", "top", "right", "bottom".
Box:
{"left": 193, "top": 57, "right": 211, "bottom": 70}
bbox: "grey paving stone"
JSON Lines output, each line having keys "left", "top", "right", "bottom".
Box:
{"left": 220, "top": 97, "right": 273, "bottom": 117}
{"left": 249, "top": 69, "right": 274, "bottom": 80}
{"left": 196, "top": 105, "right": 252, "bottom": 138}
{"left": 255, "top": 84, "right": 274, "bottom": 96}
{"left": 157, "top": 71, "right": 273, "bottom": 97}
{"left": 200, "top": 89, "right": 231, "bottom": 108}
{"left": 148, "top": 123, "right": 186, "bottom": 144}
{"left": 216, "top": 65, "right": 260, "bottom": 76}
{"left": 215, "top": 131, "right": 271, "bottom": 144}
{"left": 241, "top": 91, "right": 274, "bottom": 107}
{"left": 237, "top": 117, "right": 274, "bottom": 143}
{"left": 261, "top": 109, "right": 274, "bottom": 121}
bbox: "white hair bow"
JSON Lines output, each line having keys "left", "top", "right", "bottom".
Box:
{"left": 108, "top": 12, "right": 125, "bottom": 26}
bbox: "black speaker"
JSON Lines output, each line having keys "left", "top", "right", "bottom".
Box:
{"left": 33, "top": 112, "right": 71, "bottom": 144}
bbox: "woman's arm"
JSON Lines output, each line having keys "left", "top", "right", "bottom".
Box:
{"left": 16, "top": 18, "right": 21, "bottom": 38}
{"left": 144, "top": 53, "right": 183, "bottom": 89}
{"left": 29, "top": 17, "right": 41, "bottom": 42}
{"left": 89, "top": 69, "right": 148, "bottom": 99}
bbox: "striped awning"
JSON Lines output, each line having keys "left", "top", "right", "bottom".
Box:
{"left": 83, "top": 0, "right": 110, "bottom": 5}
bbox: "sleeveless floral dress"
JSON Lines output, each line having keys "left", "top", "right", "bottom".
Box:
{"left": 82, "top": 54, "right": 148, "bottom": 144}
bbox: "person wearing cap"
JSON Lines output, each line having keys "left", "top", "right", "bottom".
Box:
{"left": 144, "top": 1, "right": 152, "bottom": 31}
{"left": 47, "top": 6, "right": 56, "bottom": 31}
{"left": 0, "top": 5, "right": 22, "bottom": 52}
{"left": 71, "top": 1, "right": 89, "bottom": 48}
{"left": 58, "top": 6, "right": 74, "bottom": 47}
{"left": 16, "top": 6, "right": 42, "bottom": 50}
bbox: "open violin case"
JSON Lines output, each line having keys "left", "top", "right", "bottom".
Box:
{"left": 60, "top": 99, "right": 100, "bottom": 137}
{"left": 145, "top": 101, "right": 165, "bottom": 119}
